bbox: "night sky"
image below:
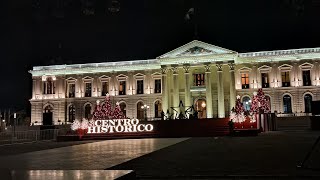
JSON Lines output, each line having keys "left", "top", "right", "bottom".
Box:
{"left": 1, "top": 0, "right": 320, "bottom": 113}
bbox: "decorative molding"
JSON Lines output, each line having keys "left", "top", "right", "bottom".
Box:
{"left": 228, "top": 63, "right": 235, "bottom": 71}
{"left": 299, "top": 62, "right": 314, "bottom": 70}
{"left": 177, "top": 46, "right": 214, "bottom": 56}
{"left": 161, "top": 67, "right": 168, "bottom": 75}
{"left": 183, "top": 65, "right": 190, "bottom": 73}
{"left": 239, "top": 48, "right": 320, "bottom": 58}
{"left": 278, "top": 64, "right": 293, "bottom": 71}
{"left": 171, "top": 66, "right": 179, "bottom": 75}
{"left": 204, "top": 64, "right": 211, "bottom": 72}
{"left": 238, "top": 67, "right": 252, "bottom": 73}
{"left": 216, "top": 64, "right": 223, "bottom": 72}
{"left": 258, "top": 65, "right": 272, "bottom": 73}
{"left": 158, "top": 40, "right": 236, "bottom": 59}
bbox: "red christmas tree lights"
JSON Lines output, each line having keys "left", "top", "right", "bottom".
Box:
{"left": 113, "top": 102, "right": 125, "bottom": 119}
{"left": 250, "top": 88, "right": 271, "bottom": 113}
{"left": 101, "top": 93, "right": 113, "bottom": 119}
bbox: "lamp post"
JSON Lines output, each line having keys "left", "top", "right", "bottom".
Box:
{"left": 13, "top": 113, "right": 16, "bottom": 138}
{"left": 141, "top": 104, "right": 150, "bottom": 121}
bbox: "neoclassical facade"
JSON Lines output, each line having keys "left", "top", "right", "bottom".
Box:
{"left": 29, "top": 40, "right": 320, "bottom": 125}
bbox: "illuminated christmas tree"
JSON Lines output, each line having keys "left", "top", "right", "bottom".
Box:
{"left": 113, "top": 102, "right": 125, "bottom": 119}
{"left": 250, "top": 88, "right": 271, "bottom": 113}
{"left": 93, "top": 100, "right": 104, "bottom": 120}
{"left": 230, "top": 95, "right": 245, "bottom": 123}
{"left": 101, "top": 93, "right": 113, "bottom": 119}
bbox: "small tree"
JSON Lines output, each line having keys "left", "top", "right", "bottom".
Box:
{"left": 113, "top": 102, "right": 126, "bottom": 119}
{"left": 250, "top": 88, "right": 271, "bottom": 113}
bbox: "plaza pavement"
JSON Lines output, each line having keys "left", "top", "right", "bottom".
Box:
{"left": 108, "top": 131, "right": 320, "bottom": 179}
{"left": 0, "top": 138, "right": 187, "bottom": 170}
{"left": 0, "top": 131, "right": 319, "bottom": 179}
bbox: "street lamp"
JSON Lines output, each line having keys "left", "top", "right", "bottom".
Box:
{"left": 13, "top": 113, "right": 16, "bottom": 138}
{"left": 141, "top": 104, "right": 150, "bottom": 121}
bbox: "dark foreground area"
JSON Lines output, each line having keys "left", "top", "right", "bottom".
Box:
{"left": 108, "top": 131, "right": 320, "bottom": 179}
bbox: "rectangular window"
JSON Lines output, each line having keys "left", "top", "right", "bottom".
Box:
{"left": 43, "top": 81, "right": 55, "bottom": 94}
{"left": 119, "top": 81, "right": 126, "bottom": 95}
{"left": 302, "top": 70, "right": 311, "bottom": 86}
{"left": 193, "top": 74, "right": 205, "bottom": 86}
{"left": 101, "top": 81, "right": 109, "bottom": 96}
{"left": 154, "top": 79, "right": 161, "bottom": 93}
{"left": 43, "top": 82, "right": 46, "bottom": 94}
{"left": 241, "top": 73, "right": 249, "bottom": 89}
{"left": 261, "top": 73, "right": 269, "bottom": 88}
{"left": 137, "top": 80, "right": 144, "bottom": 94}
{"left": 85, "top": 83, "right": 92, "bottom": 97}
{"left": 68, "top": 84, "right": 75, "bottom": 98}
{"left": 281, "top": 71, "right": 290, "bottom": 87}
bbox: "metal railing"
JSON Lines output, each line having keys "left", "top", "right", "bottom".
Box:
{"left": 0, "top": 129, "right": 60, "bottom": 145}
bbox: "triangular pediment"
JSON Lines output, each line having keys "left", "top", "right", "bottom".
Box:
{"left": 134, "top": 73, "right": 145, "bottom": 77}
{"left": 82, "top": 76, "right": 93, "bottom": 80}
{"left": 238, "top": 67, "right": 252, "bottom": 72}
{"left": 66, "top": 77, "right": 77, "bottom": 81}
{"left": 158, "top": 40, "right": 236, "bottom": 58}
{"left": 278, "top": 64, "right": 293, "bottom": 70}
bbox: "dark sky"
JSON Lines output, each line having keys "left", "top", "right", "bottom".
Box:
{"left": 1, "top": 0, "right": 320, "bottom": 112}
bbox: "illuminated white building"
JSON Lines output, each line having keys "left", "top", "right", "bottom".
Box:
{"left": 29, "top": 40, "right": 320, "bottom": 125}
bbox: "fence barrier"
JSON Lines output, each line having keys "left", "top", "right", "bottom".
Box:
{"left": 0, "top": 129, "right": 61, "bottom": 145}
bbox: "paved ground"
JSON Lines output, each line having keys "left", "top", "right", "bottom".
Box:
{"left": 108, "top": 131, "right": 320, "bottom": 179}
{"left": 0, "top": 140, "right": 96, "bottom": 156}
{"left": 0, "top": 131, "right": 320, "bottom": 179}
{"left": 0, "top": 138, "right": 187, "bottom": 170}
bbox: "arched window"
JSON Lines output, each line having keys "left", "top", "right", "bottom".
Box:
{"left": 195, "top": 99, "right": 206, "bottom": 119}
{"left": 120, "top": 102, "right": 126, "bottom": 117}
{"left": 68, "top": 104, "right": 76, "bottom": 122}
{"left": 84, "top": 104, "right": 92, "bottom": 119}
{"left": 137, "top": 102, "right": 144, "bottom": 120}
{"left": 304, "top": 94, "right": 312, "bottom": 113}
{"left": 44, "top": 105, "right": 53, "bottom": 113}
{"left": 242, "top": 96, "right": 251, "bottom": 111}
{"left": 154, "top": 101, "right": 162, "bottom": 118}
{"left": 283, "top": 95, "right": 292, "bottom": 113}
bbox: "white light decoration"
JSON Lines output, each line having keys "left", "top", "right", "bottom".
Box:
{"left": 86, "top": 119, "right": 154, "bottom": 134}
{"left": 201, "top": 102, "right": 206, "bottom": 108}
{"left": 236, "top": 95, "right": 241, "bottom": 99}
{"left": 42, "top": 75, "right": 47, "bottom": 81}
{"left": 52, "top": 76, "right": 56, "bottom": 81}
{"left": 253, "top": 91, "right": 257, "bottom": 96}
{"left": 96, "top": 100, "right": 100, "bottom": 105}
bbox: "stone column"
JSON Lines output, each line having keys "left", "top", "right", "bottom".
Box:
{"left": 205, "top": 64, "right": 213, "bottom": 118}
{"left": 172, "top": 66, "right": 179, "bottom": 118}
{"left": 229, "top": 63, "right": 236, "bottom": 110}
{"left": 217, "top": 64, "right": 225, "bottom": 118}
{"left": 184, "top": 65, "right": 191, "bottom": 116}
{"left": 161, "top": 66, "right": 169, "bottom": 118}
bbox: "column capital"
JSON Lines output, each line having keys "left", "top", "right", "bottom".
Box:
{"left": 204, "top": 64, "right": 211, "bottom": 73}
{"left": 216, "top": 64, "right": 223, "bottom": 72}
{"left": 183, "top": 65, "right": 190, "bottom": 73}
{"left": 171, "top": 66, "right": 179, "bottom": 75}
{"left": 228, "top": 63, "right": 235, "bottom": 71}
{"left": 161, "top": 66, "right": 168, "bottom": 75}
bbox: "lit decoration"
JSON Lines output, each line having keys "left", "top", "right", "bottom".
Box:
{"left": 250, "top": 88, "right": 271, "bottom": 113}
{"left": 71, "top": 120, "right": 81, "bottom": 131}
{"left": 102, "top": 93, "right": 113, "bottom": 119}
{"left": 229, "top": 97, "right": 245, "bottom": 123}
{"left": 81, "top": 119, "right": 89, "bottom": 130}
{"left": 113, "top": 102, "right": 125, "bottom": 119}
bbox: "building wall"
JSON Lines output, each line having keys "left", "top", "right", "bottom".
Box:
{"left": 29, "top": 41, "right": 320, "bottom": 125}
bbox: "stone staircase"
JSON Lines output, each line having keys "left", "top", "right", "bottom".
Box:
{"left": 276, "top": 116, "right": 311, "bottom": 131}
